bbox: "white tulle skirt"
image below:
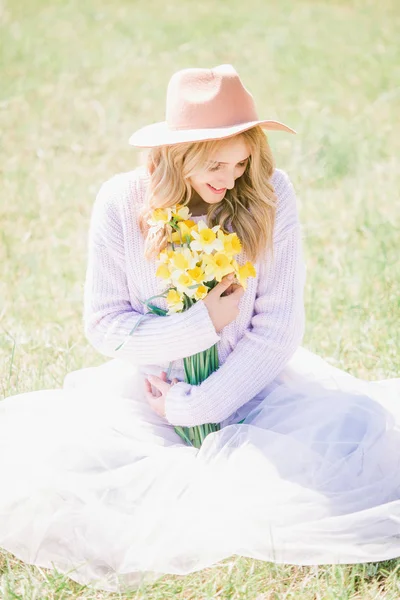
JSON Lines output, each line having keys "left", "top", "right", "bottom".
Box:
{"left": 1, "top": 346, "right": 400, "bottom": 592}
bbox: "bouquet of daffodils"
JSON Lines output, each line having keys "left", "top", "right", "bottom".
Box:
{"left": 118, "top": 204, "right": 256, "bottom": 448}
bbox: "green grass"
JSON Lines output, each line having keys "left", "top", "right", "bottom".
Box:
{"left": 1, "top": 0, "right": 400, "bottom": 597}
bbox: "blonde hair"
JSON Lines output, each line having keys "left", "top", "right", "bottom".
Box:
{"left": 138, "top": 126, "right": 277, "bottom": 263}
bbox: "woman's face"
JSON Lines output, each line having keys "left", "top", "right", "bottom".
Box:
{"left": 188, "top": 136, "right": 250, "bottom": 206}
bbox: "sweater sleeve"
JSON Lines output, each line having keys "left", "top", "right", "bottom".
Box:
{"left": 164, "top": 172, "right": 306, "bottom": 427}
{"left": 83, "top": 177, "right": 221, "bottom": 364}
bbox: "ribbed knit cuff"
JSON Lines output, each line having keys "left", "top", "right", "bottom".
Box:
{"left": 165, "top": 381, "right": 206, "bottom": 428}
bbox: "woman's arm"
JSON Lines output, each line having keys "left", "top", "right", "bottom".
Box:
{"left": 164, "top": 171, "right": 306, "bottom": 426}
{"left": 83, "top": 177, "right": 220, "bottom": 364}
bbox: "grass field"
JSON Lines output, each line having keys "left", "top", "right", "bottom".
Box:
{"left": 1, "top": 0, "right": 400, "bottom": 597}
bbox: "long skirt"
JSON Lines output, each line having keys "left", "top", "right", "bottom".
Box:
{"left": 1, "top": 346, "right": 400, "bottom": 592}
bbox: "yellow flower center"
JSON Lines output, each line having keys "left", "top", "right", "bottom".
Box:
{"left": 231, "top": 235, "right": 242, "bottom": 253}
{"left": 195, "top": 285, "right": 208, "bottom": 299}
{"left": 178, "top": 273, "right": 192, "bottom": 287}
{"left": 187, "top": 267, "right": 204, "bottom": 282}
{"left": 199, "top": 229, "right": 216, "bottom": 244}
{"left": 214, "top": 253, "right": 230, "bottom": 268}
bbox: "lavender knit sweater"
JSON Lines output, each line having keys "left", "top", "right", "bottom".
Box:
{"left": 84, "top": 167, "right": 306, "bottom": 427}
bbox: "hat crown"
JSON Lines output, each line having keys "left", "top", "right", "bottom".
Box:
{"left": 165, "top": 64, "right": 259, "bottom": 131}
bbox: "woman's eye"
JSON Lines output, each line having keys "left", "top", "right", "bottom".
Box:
{"left": 208, "top": 160, "right": 247, "bottom": 172}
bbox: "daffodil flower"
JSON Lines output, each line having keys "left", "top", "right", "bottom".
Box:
{"left": 166, "top": 289, "right": 184, "bottom": 313}
{"left": 202, "top": 252, "right": 235, "bottom": 282}
{"left": 173, "top": 265, "right": 207, "bottom": 298}
{"left": 158, "top": 249, "right": 175, "bottom": 264}
{"left": 235, "top": 261, "right": 257, "bottom": 289}
{"left": 147, "top": 207, "right": 173, "bottom": 231}
{"left": 172, "top": 205, "right": 191, "bottom": 222}
{"left": 171, "top": 219, "right": 198, "bottom": 244}
{"left": 169, "top": 247, "right": 200, "bottom": 273}
{"left": 155, "top": 263, "right": 171, "bottom": 280}
{"left": 187, "top": 266, "right": 205, "bottom": 284}
{"left": 217, "top": 230, "right": 242, "bottom": 257}
{"left": 191, "top": 221, "right": 224, "bottom": 254}
{"left": 194, "top": 284, "right": 208, "bottom": 300}
{"left": 174, "top": 273, "right": 198, "bottom": 297}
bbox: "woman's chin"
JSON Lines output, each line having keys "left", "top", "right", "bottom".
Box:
{"left": 201, "top": 192, "right": 226, "bottom": 204}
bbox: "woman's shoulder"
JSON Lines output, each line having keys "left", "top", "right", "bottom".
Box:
{"left": 270, "top": 168, "right": 301, "bottom": 242}
{"left": 94, "top": 166, "right": 150, "bottom": 214}
{"left": 271, "top": 167, "right": 294, "bottom": 193}
{"left": 88, "top": 167, "right": 150, "bottom": 242}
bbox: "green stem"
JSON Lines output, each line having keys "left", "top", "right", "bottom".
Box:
{"left": 173, "top": 426, "right": 193, "bottom": 446}
{"left": 181, "top": 342, "right": 221, "bottom": 448}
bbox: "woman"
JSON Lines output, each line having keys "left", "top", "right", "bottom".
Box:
{"left": 1, "top": 64, "right": 400, "bottom": 593}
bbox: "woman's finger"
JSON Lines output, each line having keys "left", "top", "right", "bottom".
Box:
{"left": 148, "top": 374, "right": 169, "bottom": 395}
{"left": 147, "top": 395, "right": 165, "bottom": 417}
{"left": 144, "top": 378, "right": 160, "bottom": 398}
{"left": 144, "top": 379, "right": 153, "bottom": 404}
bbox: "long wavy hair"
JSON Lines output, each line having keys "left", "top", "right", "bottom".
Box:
{"left": 138, "top": 126, "right": 277, "bottom": 263}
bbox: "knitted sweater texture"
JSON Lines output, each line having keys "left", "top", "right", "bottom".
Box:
{"left": 84, "top": 167, "right": 306, "bottom": 427}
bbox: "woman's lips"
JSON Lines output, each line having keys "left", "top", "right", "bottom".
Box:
{"left": 207, "top": 183, "right": 226, "bottom": 195}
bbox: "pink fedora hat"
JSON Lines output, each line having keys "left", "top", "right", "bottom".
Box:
{"left": 129, "top": 64, "right": 296, "bottom": 147}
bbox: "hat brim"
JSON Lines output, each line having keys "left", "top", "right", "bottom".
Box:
{"left": 128, "top": 120, "right": 296, "bottom": 148}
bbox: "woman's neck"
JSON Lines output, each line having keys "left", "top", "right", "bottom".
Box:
{"left": 187, "top": 192, "right": 209, "bottom": 217}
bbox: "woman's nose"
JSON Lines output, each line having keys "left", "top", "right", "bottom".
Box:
{"left": 217, "top": 172, "right": 235, "bottom": 189}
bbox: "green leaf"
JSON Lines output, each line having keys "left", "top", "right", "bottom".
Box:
{"left": 190, "top": 356, "right": 197, "bottom": 385}
{"left": 174, "top": 426, "right": 193, "bottom": 446}
{"left": 204, "top": 349, "right": 211, "bottom": 377}
{"left": 199, "top": 350, "right": 205, "bottom": 379}
{"left": 182, "top": 294, "right": 190, "bottom": 311}
{"left": 146, "top": 303, "right": 168, "bottom": 316}
{"left": 183, "top": 358, "right": 191, "bottom": 383}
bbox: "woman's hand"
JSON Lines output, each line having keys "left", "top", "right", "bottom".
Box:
{"left": 202, "top": 273, "right": 244, "bottom": 333}
{"left": 144, "top": 371, "right": 179, "bottom": 418}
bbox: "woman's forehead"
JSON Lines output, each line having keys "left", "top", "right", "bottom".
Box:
{"left": 211, "top": 136, "right": 250, "bottom": 164}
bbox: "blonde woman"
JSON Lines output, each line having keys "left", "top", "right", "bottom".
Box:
{"left": 1, "top": 64, "right": 400, "bottom": 593}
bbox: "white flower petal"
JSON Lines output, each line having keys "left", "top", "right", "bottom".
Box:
{"left": 190, "top": 240, "right": 202, "bottom": 252}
